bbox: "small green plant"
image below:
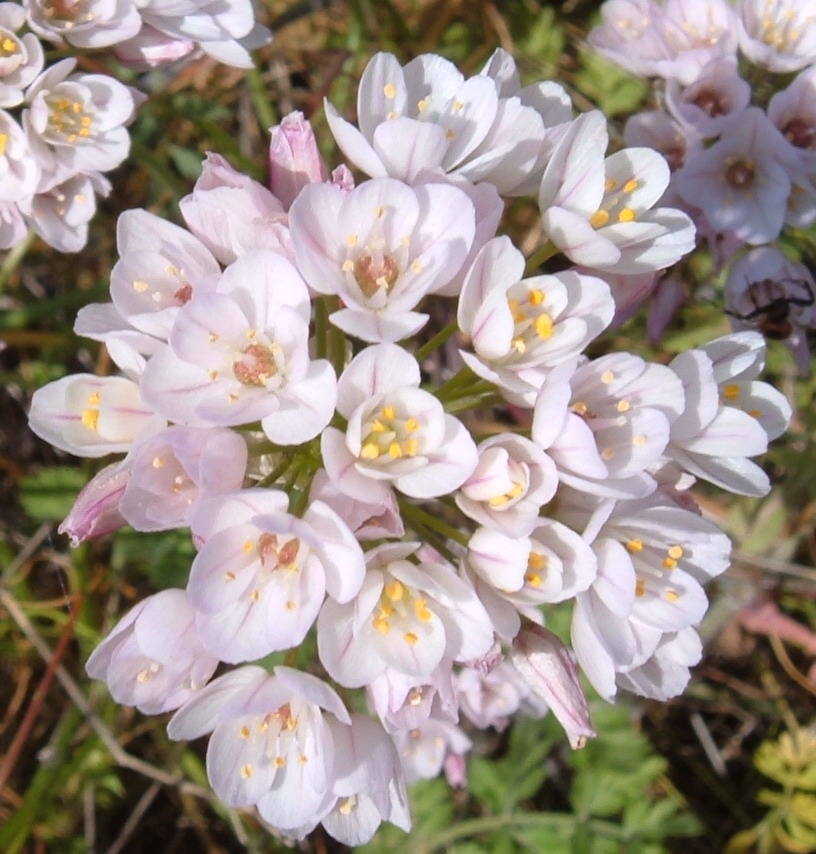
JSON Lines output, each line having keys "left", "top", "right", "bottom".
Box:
{"left": 726, "top": 724, "right": 816, "bottom": 854}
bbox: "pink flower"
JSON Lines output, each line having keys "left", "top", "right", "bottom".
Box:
{"left": 140, "top": 251, "right": 337, "bottom": 444}
{"left": 25, "top": 0, "right": 142, "bottom": 49}
{"left": 187, "top": 489, "right": 365, "bottom": 662}
{"left": 0, "top": 4, "right": 44, "bottom": 108}
{"left": 539, "top": 111, "right": 696, "bottom": 274}
{"left": 674, "top": 108, "right": 794, "bottom": 245}
{"left": 118, "top": 425, "right": 247, "bottom": 532}
{"left": 0, "top": 109, "right": 39, "bottom": 202}
{"left": 28, "top": 373, "right": 165, "bottom": 457}
{"left": 86, "top": 589, "right": 219, "bottom": 715}
{"left": 317, "top": 542, "right": 493, "bottom": 688}
{"left": 59, "top": 460, "right": 129, "bottom": 546}
{"left": 321, "top": 344, "right": 477, "bottom": 501}
{"left": 737, "top": 0, "right": 816, "bottom": 72}
{"left": 268, "top": 111, "right": 329, "bottom": 209}
{"left": 511, "top": 625, "right": 595, "bottom": 749}
{"left": 289, "top": 177, "right": 475, "bottom": 342}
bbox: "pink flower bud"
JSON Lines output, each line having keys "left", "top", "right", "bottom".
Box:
{"left": 268, "top": 111, "right": 328, "bottom": 209}
{"left": 59, "top": 460, "right": 130, "bottom": 547}
{"left": 510, "top": 625, "right": 595, "bottom": 749}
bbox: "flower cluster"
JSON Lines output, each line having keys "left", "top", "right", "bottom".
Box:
{"left": 588, "top": 0, "right": 816, "bottom": 370}
{"left": 28, "top": 50, "right": 791, "bottom": 846}
{"left": 0, "top": 1, "right": 269, "bottom": 252}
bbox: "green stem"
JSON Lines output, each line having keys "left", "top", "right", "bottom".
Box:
{"left": 415, "top": 321, "right": 459, "bottom": 362}
{"left": 0, "top": 229, "right": 36, "bottom": 293}
{"left": 422, "top": 811, "right": 629, "bottom": 851}
{"left": 259, "top": 454, "right": 295, "bottom": 488}
{"left": 525, "top": 240, "right": 558, "bottom": 275}
{"left": 444, "top": 392, "right": 503, "bottom": 415}
{"left": 245, "top": 65, "right": 277, "bottom": 132}
{"left": 314, "top": 297, "right": 329, "bottom": 360}
{"left": 330, "top": 316, "right": 347, "bottom": 377}
{"left": 435, "top": 365, "right": 478, "bottom": 400}
{"left": 398, "top": 499, "right": 469, "bottom": 547}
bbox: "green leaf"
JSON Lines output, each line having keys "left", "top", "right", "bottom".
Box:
{"left": 20, "top": 465, "right": 86, "bottom": 521}
{"left": 574, "top": 51, "right": 649, "bottom": 117}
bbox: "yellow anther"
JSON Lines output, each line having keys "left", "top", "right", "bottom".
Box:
{"left": 274, "top": 756, "right": 286, "bottom": 767}
{"left": 342, "top": 259, "right": 354, "bottom": 272}
{"left": 572, "top": 401, "right": 587, "bottom": 416}
{"left": 508, "top": 298, "right": 525, "bottom": 323}
{"left": 81, "top": 409, "right": 99, "bottom": 431}
{"left": 617, "top": 207, "right": 636, "bottom": 222}
{"left": 361, "top": 442, "right": 380, "bottom": 460}
{"left": 528, "top": 552, "right": 547, "bottom": 570}
{"left": 368, "top": 419, "right": 386, "bottom": 433}
{"left": 1, "top": 38, "right": 16, "bottom": 53}
{"left": 383, "top": 83, "right": 396, "bottom": 98}
{"left": 668, "top": 545, "right": 684, "bottom": 560}
{"left": 151, "top": 456, "right": 164, "bottom": 469}
{"left": 633, "top": 434, "right": 647, "bottom": 446}
{"left": 339, "top": 797, "right": 356, "bottom": 815}
{"left": 249, "top": 590, "right": 260, "bottom": 602}
{"left": 404, "top": 631, "right": 418, "bottom": 645}
{"left": 601, "top": 447, "right": 616, "bottom": 460}
{"left": 404, "top": 417, "right": 419, "bottom": 432}
{"left": 415, "top": 599, "right": 433, "bottom": 622}
{"left": 136, "top": 669, "right": 151, "bottom": 683}
{"left": 723, "top": 384, "right": 740, "bottom": 400}
{"left": 240, "top": 764, "right": 253, "bottom": 779}
{"left": 242, "top": 540, "right": 253, "bottom": 553}
{"left": 346, "top": 234, "right": 358, "bottom": 247}
{"left": 209, "top": 370, "right": 218, "bottom": 380}
{"left": 535, "top": 313, "right": 554, "bottom": 339}
{"left": 748, "top": 408, "right": 762, "bottom": 418}
{"left": 635, "top": 578, "right": 646, "bottom": 597}
{"left": 374, "top": 205, "right": 385, "bottom": 219}
{"left": 208, "top": 331, "right": 218, "bottom": 343}
{"left": 408, "top": 688, "right": 423, "bottom": 705}
{"left": 617, "top": 399, "right": 631, "bottom": 412}
{"left": 410, "top": 259, "right": 423, "bottom": 273}
{"left": 388, "top": 442, "right": 403, "bottom": 459}
{"left": 623, "top": 178, "right": 639, "bottom": 193}
{"left": 385, "top": 580, "right": 404, "bottom": 602}
{"left": 373, "top": 616, "right": 390, "bottom": 634}
{"left": 512, "top": 337, "right": 527, "bottom": 353}
{"left": 525, "top": 572, "right": 542, "bottom": 587}
{"left": 417, "top": 98, "right": 428, "bottom": 112}
{"left": 489, "top": 493, "right": 511, "bottom": 507}
{"left": 601, "top": 370, "right": 615, "bottom": 384}
{"left": 445, "top": 128, "right": 456, "bottom": 139}
{"left": 590, "top": 209, "right": 610, "bottom": 228}
{"left": 0, "top": 133, "right": 7, "bottom": 157}
{"left": 225, "top": 571, "right": 236, "bottom": 582}
{"left": 87, "top": 391, "right": 100, "bottom": 405}
{"left": 662, "top": 557, "right": 678, "bottom": 570}
{"left": 626, "top": 538, "right": 644, "bottom": 553}
{"left": 239, "top": 725, "right": 250, "bottom": 739}
{"left": 664, "top": 589, "right": 680, "bottom": 602}
{"left": 604, "top": 177, "right": 618, "bottom": 192}
{"left": 403, "top": 439, "right": 419, "bottom": 456}
{"left": 528, "top": 289, "right": 544, "bottom": 306}
{"left": 452, "top": 100, "right": 464, "bottom": 113}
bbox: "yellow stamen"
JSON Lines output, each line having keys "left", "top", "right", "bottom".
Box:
{"left": 590, "top": 209, "right": 610, "bottom": 228}
{"left": 404, "top": 632, "right": 418, "bottom": 645}
{"left": 535, "top": 313, "right": 554, "bottom": 339}
{"left": 385, "top": 580, "right": 404, "bottom": 602}
{"left": 361, "top": 442, "right": 380, "bottom": 460}
{"left": 623, "top": 178, "right": 639, "bottom": 193}
{"left": 723, "top": 383, "right": 740, "bottom": 401}
{"left": 626, "top": 538, "right": 644, "bottom": 553}
{"left": 667, "top": 545, "right": 684, "bottom": 560}
{"left": 617, "top": 207, "right": 636, "bottom": 222}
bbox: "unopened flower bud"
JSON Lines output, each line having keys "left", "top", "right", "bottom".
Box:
{"left": 59, "top": 460, "right": 130, "bottom": 547}
{"left": 268, "top": 111, "right": 328, "bottom": 209}
{"left": 511, "top": 624, "right": 595, "bottom": 749}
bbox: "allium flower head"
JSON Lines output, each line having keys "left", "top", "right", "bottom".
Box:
{"left": 737, "top": 0, "right": 816, "bottom": 72}
{"left": 0, "top": 3, "right": 44, "bottom": 107}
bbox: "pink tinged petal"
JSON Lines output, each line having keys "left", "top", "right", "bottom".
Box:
{"left": 133, "top": 589, "right": 196, "bottom": 664}
{"left": 357, "top": 52, "right": 408, "bottom": 136}
{"left": 669, "top": 350, "right": 719, "bottom": 440}
{"left": 541, "top": 206, "right": 622, "bottom": 269}
{"left": 59, "top": 460, "right": 129, "bottom": 546}
{"left": 318, "top": 596, "right": 385, "bottom": 688}
{"left": 668, "top": 447, "right": 771, "bottom": 497}
{"left": 632, "top": 571, "right": 709, "bottom": 632}
{"left": 191, "top": 489, "right": 289, "bottom": 541}
{"left": 395, "top": 415, "right": 478, "bottom": 498}
{"left": 616, "top": 627, "right": 702, "bottom": 701}
{"left": 275, "top": 666, "right": 351, "bottom": 725}
{"left": 166, "top": 666, "right": 269, "bottom": 741}
{"left": 372, "top": 118, "right": 448, "bottom": 182}
{"left": 378, "top": 608, "right": 447, "bottom": 677}
{"left": 467, "top": 527, "right": 529, "bottom": 592}
{"left": 325, "top": 102, "right": 388, "bottom": 178}
{"left": 207, "top": 718, "right": 276, "bottom": 806}
{"left": 511, "top": 625, "right": 596, "bottom": 749}
{"left": 570, "top": 596, "right": 619, "bottom": 702}
{"left": 188, "top": 525, "right": 260, "bottom": 611}
{"left": 682, "top": 406, "right": 768, "bottom": 456}
{"left": 303, "top": 501, "right": 366, "bottom": 603}
{"left": 547, "top": 413, "right": 609, "bottom": 479}
{"left": 336, "top": 344, "right": 420, "bottom": 416}
{"left": 539, "top": 110, "right": 608, "bottom": 214}
{"left": 330, "top": 307, "right": 429, "bottom": 344}
{"left": 438, "top": 75, "right": 500, "bottom": 168}
{"left": 592, "top": 538, "right": 637, "bottom": 617}
{"left": 604, "top": 148, "right": 670, "bottom": 212}
{"left": 261, "top": 359, "right": 337, "bottom": 445}
{"left": 737, "top": 382, "right": 791, "bottom": 441}
{"left": 268, "top": 111, "right": 328, "bottom": 209}
{"left": 288, "top": 182, "right": 347, "bottom": 293}
{"left": 320, "top": 427, "right": 394, "bottom": 505}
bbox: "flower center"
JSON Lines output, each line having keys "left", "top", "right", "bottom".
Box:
{"left": 43, "top": 0, "right": 86, "bottom": 23}
{"left": 353, "top": 253, "right": 400, "bottom": 299}
{"left": 360, "top": 403, "right": 421, "bottom": 462}
{"left": 371, "top": 577, "right": 433, "bottom": 646}
{"left": 691, "top": 88, "right": 728, "bottom": 118}
{"left": 0, "top": 32, "right": 20, "bottom": 61}
{"left": 507, "top": 287, "right": 554, "bottom": 356}
{"left": 47, "top": 96, "right": 93, "bottom": 144}
{"left": 783, "top": 116, "right": 815, "bottom": 149}
{"left": 724, "top": 158, "right": 755, "bottom": 189}
{"left": 233, "top": 342, "right": 279, "bottom": 387}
